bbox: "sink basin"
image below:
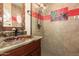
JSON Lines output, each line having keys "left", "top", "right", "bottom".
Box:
{"left": 0, "top": 35, "right": 32, "bottom": 48}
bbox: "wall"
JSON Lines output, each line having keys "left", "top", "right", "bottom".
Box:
{"left": 32, "top": 4, "right": 43, "bottom": 36}
{"left": 25, "top": 3, "right": 31, "bottom": 36}
{"left": 41, "top": 3, "right": 79, "bottom": 56}
{"left": 0, "top": 3, "right": 3, "bottom": 31}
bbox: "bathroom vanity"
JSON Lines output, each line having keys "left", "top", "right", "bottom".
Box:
{"left": 0, "top": 35, "right": 42, "bottom": 56}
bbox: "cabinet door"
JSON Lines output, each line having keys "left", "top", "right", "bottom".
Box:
{"left": 24, "top": 40, "right": 41, "bottom": 55}
{"left": 30, "top": 48, "right": 41, "bottom": 56}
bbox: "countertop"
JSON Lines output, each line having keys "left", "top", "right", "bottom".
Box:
{"left": 0, "top": 36, "right": 42, "bottom": 54}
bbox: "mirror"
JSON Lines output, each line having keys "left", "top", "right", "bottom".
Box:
{"left": 12, "top": 3, "right": 25, "bottom": 28}
{"left": 2, "top": 3, "right": 25, "bottom": 31}
{"left": 3, "top": 3, "right": 12, "bottom": 27}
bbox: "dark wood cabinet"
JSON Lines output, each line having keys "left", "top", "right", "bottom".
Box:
{"left": 30, "top": 48, "right": 41, "bottom": 56}
{"left": 0, "top": 39, "right": 41, "bottom": 56}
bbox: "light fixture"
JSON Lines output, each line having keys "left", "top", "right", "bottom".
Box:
{"left": 17, "top": 15, "right": 22, "bottom": 24}
{"left": 27, "top": 10, "right": 31, "bottom": 15}
{"left": 78, "top": 15, "right": 79, "bottom": 19}
{"left": 74, "top": 16, "right": 76, "bottom": 19}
